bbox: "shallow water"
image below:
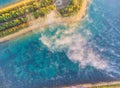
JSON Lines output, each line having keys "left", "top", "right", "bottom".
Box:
{"left": 0, "top": 0, "right": 19, "bottom": 7}
{"left": 0, "top": 0, "right": 120, "bottom": 88}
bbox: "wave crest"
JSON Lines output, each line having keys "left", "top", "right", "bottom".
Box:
{"left": 39, "top": 25, "right": 108, "bottom": 70}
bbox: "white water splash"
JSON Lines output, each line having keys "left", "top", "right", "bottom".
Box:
{"left": 39, "top": 25, "right": 108, "bottom": 70}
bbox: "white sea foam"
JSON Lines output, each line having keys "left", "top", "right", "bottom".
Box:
{"left": 37, "top": 0, "right": 117, "bottom": 72}
{"left": 39, "top": 25, "right": 109, "bottom": 70}
{"left": 37, "top": 0, "right": 120, "bottom": 79}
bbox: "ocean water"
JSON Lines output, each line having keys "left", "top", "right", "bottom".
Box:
{"left": 0, "top": 0, "right": 120, "bottom": 88}
{"left": 0, "top": 0, "right": 19, "bottom": 7}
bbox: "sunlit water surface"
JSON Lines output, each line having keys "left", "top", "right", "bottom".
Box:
{"left": 0, "top": 0, "right": 120, "bottom": 88}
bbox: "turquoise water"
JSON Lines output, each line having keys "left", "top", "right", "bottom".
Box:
{"left": 0, "top": 0, "right": 19, "bottom": 6}
{"left": 0, "top": 0, "right": 120, "bottom": 88}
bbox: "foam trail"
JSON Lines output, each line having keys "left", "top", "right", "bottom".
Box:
{"left": 39, "top": 25, "right": 109, "bottom": 70}
{"left": 37, "top": 0, "right": 120, "bottom": 76}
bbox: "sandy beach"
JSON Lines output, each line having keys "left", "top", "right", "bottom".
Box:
{"left": 63, "top": 81, "right": 120, "bottom": 88}
{"left": 0, "top": 0, "right": 87, "bottom": 43}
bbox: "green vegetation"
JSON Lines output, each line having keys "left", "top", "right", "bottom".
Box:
{"left": 32, "top": 0, "right": 55, "bottom": 18}
{"left": 0, "top": 0, "right": 83, "bottom": 37}
{"left": 0, "top": 0, "right": 55, "bottom": 37}
{"left": 0, "top": 17, "right": 27, "bottom": 31}
{"left": 0, "top": 23, "right": 29, "bottom": 37}
{"left": 59, "top": 0, "right": 83, "bottom": 17}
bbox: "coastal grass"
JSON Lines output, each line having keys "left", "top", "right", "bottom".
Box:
{"left": 0, "top": 0, "right": 55, "bottom": 37}
{"left": 59, "top": 0, "right": 83, "bottom": 17}
{"left": 0, "top": 0, "right": 85, "bottom": 39}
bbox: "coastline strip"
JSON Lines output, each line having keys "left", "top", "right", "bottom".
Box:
{"left": 0, "top": 0, "right": 31, "bottom": 12}
{"left": 0, "top": 0, "right": 87, "bottom": 43}
{"left": 63, "top": 81, "right": 120, "bottom": 88}
{"left": 0, "top": 1, "right": 120, "bottom": 87}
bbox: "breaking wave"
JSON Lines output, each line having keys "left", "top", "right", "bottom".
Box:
{"left": 39, "top": 24, "right": 109, "bottom": 70}
{"left": 38, "top": 0, "right": 120, "bottom": 79}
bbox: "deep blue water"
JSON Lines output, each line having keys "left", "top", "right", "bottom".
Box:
{"left": 0, "top": 0, "right": 120, "bottom": 88}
